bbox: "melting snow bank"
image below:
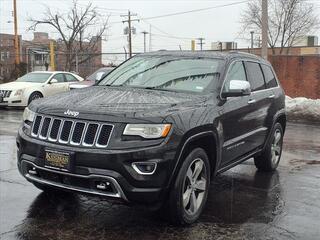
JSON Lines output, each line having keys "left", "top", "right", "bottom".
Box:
{"left": 286, "top": 96, "right": 320, "bottom": 123}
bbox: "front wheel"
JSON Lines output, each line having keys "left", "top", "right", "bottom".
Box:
{"left": 168, "top": 148, "right": 210, "bottom": 225}
{"left": 28, "top": 92, "right": 43, "bottom": 105}
{"left": 254, "top": 123, "right": 284, "bottom": 172}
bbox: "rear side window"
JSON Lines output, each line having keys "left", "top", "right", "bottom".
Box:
{"left": 245, "top": 62, "right": 266, "bottom": 91}
{"left": 261, "top": 65, "right": 278, "bottom": 88}
{"left": 65, "top": 74, "right": 78, "bottom": 82}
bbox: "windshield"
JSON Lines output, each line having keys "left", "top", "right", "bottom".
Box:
{"left": 87, "top": 68, "right": 114, "bottom": 81}
{"left": 98, "top": 55, "right": 223, "bottom": 93}
{"left": 16, "top": 73, "right": 52, "bottom": 83}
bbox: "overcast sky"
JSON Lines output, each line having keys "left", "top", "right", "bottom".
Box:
{"left": 1, "top": 0, "right": 320, "bottom": 64}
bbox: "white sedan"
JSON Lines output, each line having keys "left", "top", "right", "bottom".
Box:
{"left": 0, "top": 71, "right": 83, "bottom": 107}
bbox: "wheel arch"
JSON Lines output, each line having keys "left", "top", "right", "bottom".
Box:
{"left": 168, "top": 128, "right": 221, "bottom": 189}
{"left": 263, "top": 110, "right": 286, "bottom": 151}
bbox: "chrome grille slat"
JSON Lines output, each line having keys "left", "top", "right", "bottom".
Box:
{"left": 31, "top": 115, "right": 113, "bottom": 148}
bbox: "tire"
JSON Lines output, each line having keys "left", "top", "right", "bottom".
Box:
{"left": 168, "top": 148, "right": 210, "bottom": 225}
{"left": 254, "top": 123, "right": 284, "bottom": 172}
{"left": 28, "top": 92, "right": 43, "bottom": 105}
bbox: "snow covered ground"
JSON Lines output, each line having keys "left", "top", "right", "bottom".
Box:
{"left": 286, "top": 96, "right": 320, "bottom": 123}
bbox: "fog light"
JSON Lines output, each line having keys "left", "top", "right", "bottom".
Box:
{"left": 132, "top": 162, "right": 157, "bottom": 175}
{"left": 28, "top": 167, "right": 37, "bottom": 175}
{"left": 96, "top": 181, "right": 110, "bottom": 190}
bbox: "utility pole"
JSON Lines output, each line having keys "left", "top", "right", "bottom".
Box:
{"left": 13, "top": 0, "right": 20, "bottom": 65}
{"left": 141, "top": 31, "right": 149, "bottom": 53}
{"left": 197, "top": 38, "right": 205, "bottom": 51}
{"left": 261, "top": 0, "right": 268, "bottom": 59}
{"left": 49, "top": 41, "right": 55, "bottom": 70}
{"left": 250, "top": 31, "right": 254, "bottom": 49}
{"left": 122, "top": 11, "right": 139, "bottom": 57}
{"left": 149, "top": 25, "right": 152, "bottom": 52}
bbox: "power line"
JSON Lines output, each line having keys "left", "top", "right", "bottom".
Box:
{"left": 139, "top": 1, "right": 249, "bottom": 20}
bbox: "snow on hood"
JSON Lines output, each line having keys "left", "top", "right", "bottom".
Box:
{"left": 0, "top": 81, "right": 43, "bottom": 90}
{"left": 286, "top": 96, "right": 320, "bottom": 122}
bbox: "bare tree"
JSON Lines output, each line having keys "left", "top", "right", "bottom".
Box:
{"left": 29, "top": 0, "right": 109, "bottom": 71}
{"left": 241, "top": 0, "right": 319, "bottom": 54}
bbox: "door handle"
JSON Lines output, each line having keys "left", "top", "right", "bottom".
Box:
{"left": 248, "top": 99, "right": 256, "bottom": 104}
{"left": 268, "top": 94, "right": 275, "bottom": 99}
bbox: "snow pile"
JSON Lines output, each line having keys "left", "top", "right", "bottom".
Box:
{"left": 286, "top": 96, "right": 320, "bottom": 122}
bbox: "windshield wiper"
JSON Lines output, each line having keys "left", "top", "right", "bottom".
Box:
{"left": 143, "top": 87, "right": 176, "bottom": 92}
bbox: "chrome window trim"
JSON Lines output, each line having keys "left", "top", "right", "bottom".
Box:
{"left": 220, "top": 58, "right": 281, "bottom": 100}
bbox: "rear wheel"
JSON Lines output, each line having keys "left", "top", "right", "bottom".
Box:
{"left": 254, "top": 123, "right": 284, "bottom": 171}
{"left": 168, "top": 148, "right": 210, "bottom": 225}
{"left": 28, "top": 92, "right": 43, "bottom": 105}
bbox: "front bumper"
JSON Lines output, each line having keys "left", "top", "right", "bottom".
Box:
{"left": 17, "top": 128, "right": 178, "bottom": 204}
{"left": 0, "top": 95, "right": 26, "bottom": 107}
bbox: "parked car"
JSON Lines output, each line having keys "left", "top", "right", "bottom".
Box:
{"left": 17, "top": 51, "right": 286, "bottom": 225}
{"left": 69, "top": 67, "right": 115, "bottom": 89}
{"left": 0, "top": 71, "right": 83, "bottom": 107}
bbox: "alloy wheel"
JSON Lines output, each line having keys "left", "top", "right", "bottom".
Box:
{"left": 182, "top": 158, "right": 207, "bottom": 215}
{"left": 271, "top": 129, "right": 282, "bottom": 165}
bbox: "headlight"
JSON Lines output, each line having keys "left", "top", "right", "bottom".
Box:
{"left": 123, "top": 124, "right": 171, "bottom": 139}
{"left": 14, "top": 89, "right": 24, "bottom": 96}
{"left": 23, "top": 107, "right": 36, "bottom": 122}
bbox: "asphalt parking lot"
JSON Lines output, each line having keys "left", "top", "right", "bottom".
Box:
{"left": 0, "top": 109, "right": 320, "bottom": 240}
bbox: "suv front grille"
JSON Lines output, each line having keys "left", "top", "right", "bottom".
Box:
{"left": 31, "top": 115, "right": 113, "bottom": 148}
{"left": 0, "top": 90, "right": 12, "bottom": 98}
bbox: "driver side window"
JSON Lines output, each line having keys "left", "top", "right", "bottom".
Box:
{"left": 52, "top": 73, "right": 65, "bottom": 83}
{"left": 224, "top": 61, "right": 247, "bottom": 92}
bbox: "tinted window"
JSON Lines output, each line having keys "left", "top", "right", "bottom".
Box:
{"left": 99, "top": 56, "right": 223, "bottom": 93}
{"left": 261, "top": 65, "right": 278, "bottom": 88}
{"left": 224, "top": 61, "right": 247, "bottom": 92}
{"left": 16, "top": 73, "right": 51, "bottom": 83}
{"left": 53, "top": 73, "right": 65, "bottom": 83}
{"left": 65, "top": 74, "right": 78, "bottom": 82}
{"left": 245, "top": 62, "right": 265, "bottom": 91}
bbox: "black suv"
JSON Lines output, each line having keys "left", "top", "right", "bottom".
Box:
{"left": 17, "top": 51, "right": 286, "bottom": 225}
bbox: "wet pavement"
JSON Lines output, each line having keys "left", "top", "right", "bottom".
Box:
{"left": 0, "top": 108, "right": 320, "bottom": 240}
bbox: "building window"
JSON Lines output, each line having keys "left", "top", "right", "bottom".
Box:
{"left": 0, "top": 52, "right": 4, "bottom": 61}
{"left": 6, "top": 52, "right": 10, "bottom": 59}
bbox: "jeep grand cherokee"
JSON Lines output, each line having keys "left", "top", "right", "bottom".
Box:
{"left": 17, "top": 51, "right": 286, "bottom": 225}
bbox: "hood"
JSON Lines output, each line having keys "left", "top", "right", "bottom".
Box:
{"left": 30, "top": 86, "right": 210, "bottom": 122}
{"left": 0, "top": 81, "right": 42, "bottom": 90}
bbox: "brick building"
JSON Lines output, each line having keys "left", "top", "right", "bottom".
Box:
{"left": 0, "top": 33, "right": 22, "bottom": 81}
{"left": 0, "top": 32, "right": 102, "bottom": 82}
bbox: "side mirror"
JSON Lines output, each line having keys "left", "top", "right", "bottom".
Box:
{"left": 95, "top": 72, "right": 105, "bottom": 81}
{"left": 50, "top": 79, "right": 58, "bottom": 84}
{"left": 221, "top": 80, "right": 251, "bottom": 98}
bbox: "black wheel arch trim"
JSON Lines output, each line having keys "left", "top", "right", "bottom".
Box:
{"left": 168, "top": 127, "right": 221, "bottom": 189}
{"left": 263, "top": 108, "right": 286, "bottom": 151}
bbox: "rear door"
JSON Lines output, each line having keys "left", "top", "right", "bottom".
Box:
{"left": 64, "top": 73, "right": 80, "bottom": 87}
{"left": 243, "top": 61, "right": 273, "bottom": 150}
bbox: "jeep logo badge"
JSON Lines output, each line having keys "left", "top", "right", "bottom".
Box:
{"left": 64, "top": 109, "right": 79, "bottom": 117}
